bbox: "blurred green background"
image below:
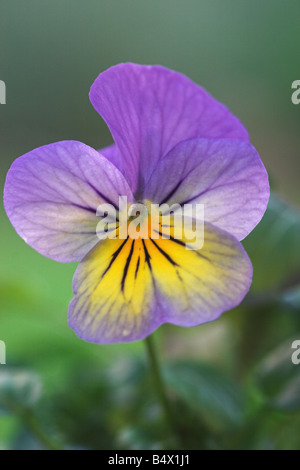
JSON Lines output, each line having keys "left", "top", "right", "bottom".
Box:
{"left": 0, "top": 1, "right": 300, "bottom": 450}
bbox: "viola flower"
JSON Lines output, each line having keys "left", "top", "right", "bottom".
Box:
{"left": 3, "top": 63, "right": 269, "bottom": 344}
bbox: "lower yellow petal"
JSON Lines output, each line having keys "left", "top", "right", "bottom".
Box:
{"left": 69, "top": 221, "right": 252, "bottom": 343}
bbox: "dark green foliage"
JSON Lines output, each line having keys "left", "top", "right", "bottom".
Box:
{"left": 1, "top": 193, "right": 300, "bottom": 450}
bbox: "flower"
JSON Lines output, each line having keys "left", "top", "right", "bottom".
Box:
{"left": 3, "top": 63, "right": 269, "bottom": 344}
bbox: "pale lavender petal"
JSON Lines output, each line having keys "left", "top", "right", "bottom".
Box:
{"left": 90, "top": 63, "right": 249, "bottom": 194}
{"left": 4, "top": 141, "right": 134, "bottom": 262}
{"left": 144, "top": 138, "right": 270, "bottom": 241}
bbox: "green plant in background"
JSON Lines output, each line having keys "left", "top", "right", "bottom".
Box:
{"left": 0, "top": 195, "right": 300, "bottom": 449}
{"left": 0, "top": 1, "right": 300, "bottom": 450}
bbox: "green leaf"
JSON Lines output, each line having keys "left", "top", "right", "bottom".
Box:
{"left": 253, "top": 338, "right": 300, "bottom": 410}
{"left": 281, "top": 286, "right": 300, "bottom": 311}
{"left": 243, "top": 194, "right": 300, "bottom": 292}
{"left": 117, "top": 426, "right": 165, "bottom": 450}
{"left": 163, "top": 361, "right": 245, "bottom": 431}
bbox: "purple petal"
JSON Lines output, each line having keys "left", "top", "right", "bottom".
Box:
{"left": 97, "top": 143, "right": 132, "bottom": 186}
{"left": 90, "top": 63, "right": 249, "bottom": 194}
{"left": 144, "top": 138, "right": 270, "bottom": 241}
{"left": 69, "top": 223, "right": 252, "bottom": 344}
{"left": 4, "top": 141, "right": 134, "bottom": 262}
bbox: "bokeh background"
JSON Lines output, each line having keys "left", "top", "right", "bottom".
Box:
{"left": 0, "top": 1, "right": 300, "bottom": 450}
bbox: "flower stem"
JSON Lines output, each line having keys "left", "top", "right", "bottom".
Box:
{"left": 19, "top": 409, "right": 63, "bottom": 451}
{"left": 144, "top": 335, "right": 174, "bottom": 432}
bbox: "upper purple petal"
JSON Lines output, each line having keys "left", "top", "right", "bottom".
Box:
{"left": 4, "top": 141, "right": 134, "bottom": 262}
{"left": 144, "top": 138, "right": 270, "bottom": 241}
{"left": 90, "top": 63, "right": 249, "bottom": 195}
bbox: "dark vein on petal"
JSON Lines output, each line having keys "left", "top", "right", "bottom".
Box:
{"left": 149, "top": 238, "right": 179, "bottom": 266}
{"left": 71, "top": 202, "right": 97, "bottom": 214}
{"left": 179, "top": 189, "right": 207, "bottom": 205}
{"left": 121, "top": 240, "right": 135, "bottom": 292}
{"left": 87, "top": 181, "right": 119, "bottom": 212}
{"left": 135, "top": 256, "right": 140, "bottom": 279}
{"left": 154, "top": 230, "right": 186, "bottom": 247}
{"left": 142, "top": 239, "right": 152, "bottom": 272}
{"left": 159, "top": 179, "right": 184, "bottom": 204}
{"left": 101, "top": 237, "right": 129, "bottom": 278}
{"left": 153, "top": 230, "right": 210, "bottom": 261}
